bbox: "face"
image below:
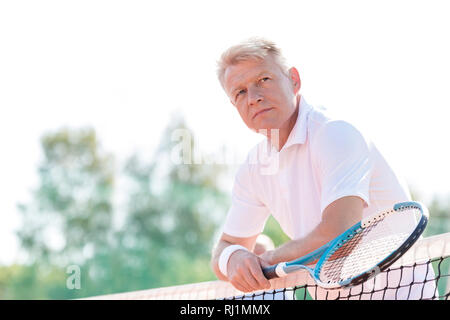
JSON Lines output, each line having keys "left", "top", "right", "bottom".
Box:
{"left": 223, "top": 55, "right": 301, "bottom": 134}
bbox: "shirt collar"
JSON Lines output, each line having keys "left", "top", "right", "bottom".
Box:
{"left": 280, "top": 96, "right": 312, "bottom": 151}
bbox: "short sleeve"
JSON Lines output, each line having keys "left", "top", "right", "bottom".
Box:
{"left": 311, "top": 120, "right": 374, "bottom": 214}
{"left": 222, "top": 160, "right": 271, "bottom": 237}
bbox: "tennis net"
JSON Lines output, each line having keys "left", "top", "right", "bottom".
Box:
{"left": 86, "top": 232, "right": 450, "bottom": 300}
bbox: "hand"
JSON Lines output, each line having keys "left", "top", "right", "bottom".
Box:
{"left": 226, "top": 249, "right": 271, "bottom": 293}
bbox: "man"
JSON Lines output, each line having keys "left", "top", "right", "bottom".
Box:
{"left": 210, "top": 38, "right": 435, "bottom": 299}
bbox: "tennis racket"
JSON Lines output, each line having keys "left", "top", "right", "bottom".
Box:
{"left": 262, "top": 201, "right": 428, "bottom": 289}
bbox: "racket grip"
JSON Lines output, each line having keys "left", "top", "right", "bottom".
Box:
{"left": 262, "top": 265, "right": 279, "bottom": 280}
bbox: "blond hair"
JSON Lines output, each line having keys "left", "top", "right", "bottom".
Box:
{"left": 217, "top": 37, "right": 289, "bottom": 89}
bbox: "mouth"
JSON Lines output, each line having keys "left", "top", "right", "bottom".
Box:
{"left": 253, "top": 108, "right": 274, "bottom": 120}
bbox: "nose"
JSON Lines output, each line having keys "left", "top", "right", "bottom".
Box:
{"left": 247, "top": 87, "right": 263, "bottom": 106}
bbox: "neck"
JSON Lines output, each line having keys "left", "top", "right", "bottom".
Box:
{"left": 267, "top": 95, "right": 301, "bottom": 151}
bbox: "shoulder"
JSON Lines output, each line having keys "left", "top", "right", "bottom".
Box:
{"left": 310, "top": 117, "right": 372, "bottom": 160}
{"left": 315, "top": 119, "right": 367, "bottom": 143}
{"left": 304, "top": 103, "right": 367, "bottom": 141}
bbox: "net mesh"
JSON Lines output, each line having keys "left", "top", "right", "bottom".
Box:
{"left": 85, "top": 232, "right": 450, "bottom": 300}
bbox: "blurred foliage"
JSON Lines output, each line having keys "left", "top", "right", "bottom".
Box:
{"left": 410, "top": 186, "right": 450, "bottom": 237}
{"left": 262, "top": 216, "right": 290, "bottom": 247}
{"left": 16, "top": 128, "right": 115, "bottom": 267}
{"left": 1, "top": 116, "right": 229, "bottom": 299}
{"left": 0, "top": 263, "right": 75, "bottom": 299}
{"left": 1, "top": 116, "right": 449, "bottom": 299}
{"left": 425, "top": 197, "right": 450, "bottom": 237}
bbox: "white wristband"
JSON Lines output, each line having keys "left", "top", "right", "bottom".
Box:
{"left": 218, "top": 245, "right": 248, "bottom": 277}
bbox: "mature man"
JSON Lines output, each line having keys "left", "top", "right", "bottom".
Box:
{"left": 211, "top": 38, "right": 435, "bottom": 299}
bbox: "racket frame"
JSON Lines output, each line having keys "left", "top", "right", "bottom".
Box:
{"left": 264, "top": 201, "right": 429, "bottom": 289}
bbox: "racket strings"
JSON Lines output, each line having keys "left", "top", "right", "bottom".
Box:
{"left": 318, "top": 208, "right": 419, "bottom": 284}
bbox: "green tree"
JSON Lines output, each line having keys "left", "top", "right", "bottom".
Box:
{"left": 10, "top": 114, "right": 306, "bottom": 299}
{"left": 107, "top": 116, "right": 229, "bottom": 291}
{"left": 16, "top": 127, "right": 115, "bottom": 266}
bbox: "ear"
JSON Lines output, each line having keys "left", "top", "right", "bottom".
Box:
{"left": 288, "top": 67, "right": 301, "bottom": 94}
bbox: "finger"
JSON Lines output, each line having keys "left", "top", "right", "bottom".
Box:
{"left": 242, "top": 269, "right": 263, "bottom": 292}
{"left": 228, "top": 252, "right": 270, "bottom": 292}
{"left": 259, "top": 257, "right": 271, "bottom": 268}
{"left": 249, "top": 261, "right": 271, "bottom": 289}
{"left": 241, "top": 259, "right": 271, "bottom": 291}
{"left": 230, "top": 273, "right": 256, "bottom": 293}
{"left": 230, "top": 278, "right": 250, "bottom": 293}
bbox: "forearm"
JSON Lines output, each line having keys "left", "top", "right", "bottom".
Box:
{"left": 269, "top": 197, "right": 363, "bottom": 264}
{"left": 270, "top": 224, "right": 332, "bottom": 264}
{"left": 270, "top": 206, "right": 361, "bottom": 264}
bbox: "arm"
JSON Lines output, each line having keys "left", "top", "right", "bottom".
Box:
{"left": 261, "top": 196, "right": 364, "bottom": 265}
{"left": 211, "top": 233, "right": 271, "bottom": 292}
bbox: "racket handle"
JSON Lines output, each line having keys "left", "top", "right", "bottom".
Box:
{"left": 262, "top": 265, "right": 279, "bottom": 280}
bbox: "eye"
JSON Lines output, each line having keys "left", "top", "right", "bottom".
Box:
{"left": 235, "top": 89, "right": 246, "bottom": 100}
{"left": 259, "top": 77, "right": 270, "bottom": 83}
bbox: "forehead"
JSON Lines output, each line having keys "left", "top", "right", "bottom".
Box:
{"left": 223, "top": 56, "right": 282, "bottom": 93}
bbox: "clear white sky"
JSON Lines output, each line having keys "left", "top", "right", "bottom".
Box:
{"left": 1, "top": 0, "right": 449, "bottom": 264}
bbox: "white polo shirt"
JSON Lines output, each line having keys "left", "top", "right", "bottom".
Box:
{"left": 222, "top": 97, "right": 437, "bottom": 299}
{"left": 223, "top": 96, "right": 412, "bottom": 239}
